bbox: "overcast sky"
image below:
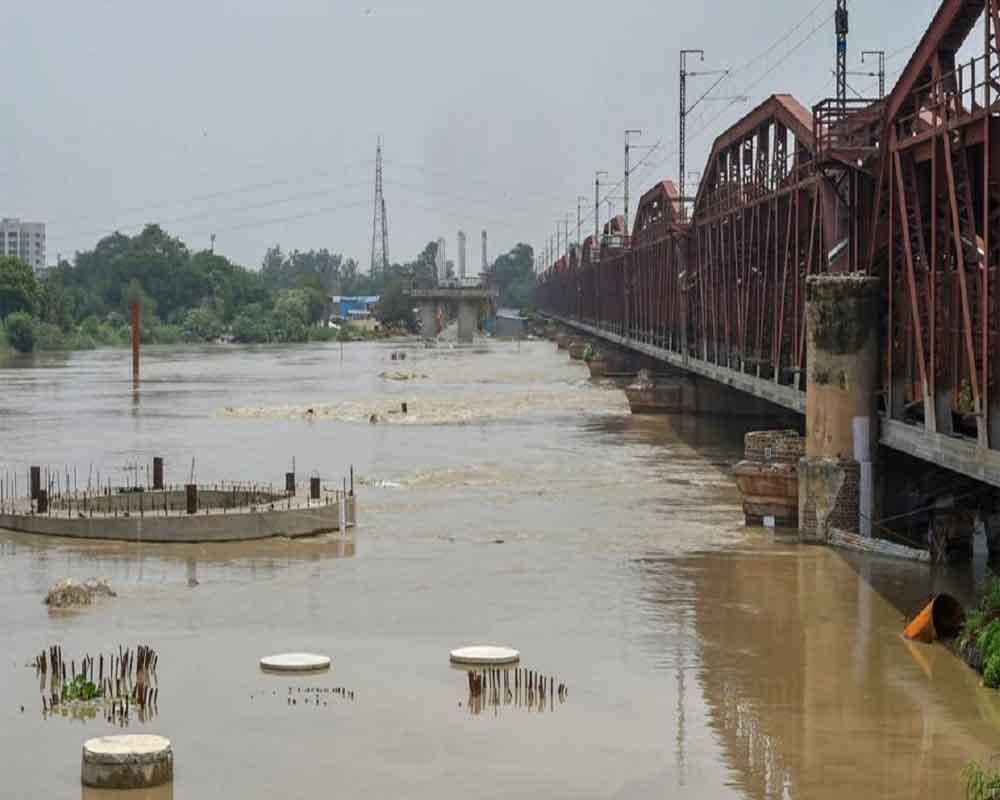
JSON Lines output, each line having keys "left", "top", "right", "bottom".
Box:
{"left": 2, "top": 0, "right": 950, "bottom": 271}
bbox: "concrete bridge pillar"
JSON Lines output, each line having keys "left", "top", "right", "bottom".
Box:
{"left": 799, "top": 275, "right": 880, "bottom": 542}
{"left": 419, "top": 301, "right": 439, "bottom": 339}
{"left": 456, "top": 300, "right": 478, "bottom": 344}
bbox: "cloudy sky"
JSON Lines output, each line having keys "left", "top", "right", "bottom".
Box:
{"left": 2, "top": 0, "right": 951, "bottom": 271}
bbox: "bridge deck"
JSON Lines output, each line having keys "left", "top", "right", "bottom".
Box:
{"left": 546, "top": 313, "right": 1000, "bottom": 489}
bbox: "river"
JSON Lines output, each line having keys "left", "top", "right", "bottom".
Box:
{"left": 1, "top": 340, "right": 998, "bottom": 798}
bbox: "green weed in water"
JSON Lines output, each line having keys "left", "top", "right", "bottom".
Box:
{"left": 62, "top": 674, "right": 102, "bottom": 702}
{"left": 963, "top": 759, "right": 1000, "bottom": 799}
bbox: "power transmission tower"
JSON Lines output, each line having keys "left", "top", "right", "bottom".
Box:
{"left": 369, "top": 137, "right": 390, "bottom": 277}
{"left": 836, "top": 1, "right": 849, "bottom": 107}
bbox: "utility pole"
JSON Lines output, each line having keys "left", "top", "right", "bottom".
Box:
{"left": 577, "top": 196, "right": 587, "bottom": 247}
{"left": 836, "top": 1, "right": 849, "bottom": 107}
{"left": 624, "top": 129, "right": 642, "bottom": 238}
{"left": 861, "top": 50, "right": 885, "bottom": 98}
{"left": 679, "top": 50, "right": 703, "bottom": 223}
{"left": 595, "top": 171, "right": 608, "bottom": 241}
{"left": 563, "top": 215, "right": 572, "bottom": 260}
{"left": 679, "top": 51, "right": 733, "bottom": 222}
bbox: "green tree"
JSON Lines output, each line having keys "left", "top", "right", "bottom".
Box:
{"left": 4, "top": 311, "right": 35, "bottom": 353}
{"left": 376, "top": 279, "right": 415, "bottom": 329}
{"left": 491, "top": 243, "right": 536, "bottom": 310}
{"left": 0, "top": 256, "right": 39, "bottom": 319}
{"left": 272, "top": 290, "right": 310, "bottom": 342}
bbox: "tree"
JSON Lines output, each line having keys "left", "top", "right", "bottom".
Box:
{"left": 0, "top": 256, "right": 39, "bottom": 319}
{"left": 4, "top": 311, "right": 35, "bottom": 353}
{"left": 182, "top": 307, "right": 224, "bottom": 341}
{"left": 491, "top": 243, "right": 536, "bottom": 310}
{"left": 376, "top": 279, "right": 415, "bottom": 330}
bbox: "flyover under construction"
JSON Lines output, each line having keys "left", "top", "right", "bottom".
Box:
{"left": 538, "top": 0, "right": 1000, "bottom": 545}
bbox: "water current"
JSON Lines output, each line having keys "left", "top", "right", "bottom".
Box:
{"left": 1, "top": 340, "right": 998, "bottom": 798}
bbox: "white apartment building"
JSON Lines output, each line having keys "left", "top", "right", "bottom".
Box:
{"left": 0, "top": 218, "right": 46, "bottom": 273}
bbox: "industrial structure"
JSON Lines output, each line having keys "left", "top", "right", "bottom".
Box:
{"left": 537, "top": 0, "right": 1000, "bottom": 546}
{"left": 369, "top": 138, "right": 390, "bottom": 277}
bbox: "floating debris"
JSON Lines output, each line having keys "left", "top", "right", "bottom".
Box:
{"left": 45, "top": 578, "right": 116, "bottom": 608}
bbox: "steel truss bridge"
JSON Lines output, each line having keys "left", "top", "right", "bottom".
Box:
{"left": 538, "top": 0, "right": 1000, "bottom": 488}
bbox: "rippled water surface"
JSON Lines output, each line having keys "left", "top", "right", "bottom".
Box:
{"left": 1, "top": 341, "right": 998, "bottom": 799}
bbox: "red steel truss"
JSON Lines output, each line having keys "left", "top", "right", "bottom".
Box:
{"left": 538, "top": 0, "right": 1000, "bottom": 474}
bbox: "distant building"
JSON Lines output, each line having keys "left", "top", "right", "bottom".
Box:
{"left": 1, "top": 218, "right": 46, "bottom": 273}
{"left": 329, "top": 295, "right": 380, "bottom": 322}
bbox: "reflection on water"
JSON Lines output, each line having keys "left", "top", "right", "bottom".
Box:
{"left": 83, "top": 784, "right": 172, "bottom": 800}
{"left": 636, "top": 542, "right": 1000, "bottom": 799}
{"left": 2, "top": 342, "right": 999, "bottom": 798}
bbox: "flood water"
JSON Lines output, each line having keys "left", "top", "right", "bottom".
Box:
{"left": 1, "top": 340, "right": 999, "bottom": 799}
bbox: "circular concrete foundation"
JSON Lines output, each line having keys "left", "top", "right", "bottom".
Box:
{"left": 449, "top": 645, "right": 520, "bottom": 666}
{"left": 259, "top": 653, "right": 331, "bottom": 673}
{"left": 81, "top": 735, "right": 173, "bottom": 789}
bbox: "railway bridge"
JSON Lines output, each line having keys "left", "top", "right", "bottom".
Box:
{"left": 538, "top": 0, "right": 1000, "bottom": 541}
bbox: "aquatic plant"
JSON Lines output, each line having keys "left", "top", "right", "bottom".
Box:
{"left": 63, "top": 674, "right": 102, "bottom": 702}
{"left": 963, "top": 759, "right": 1000, "bottom": 799}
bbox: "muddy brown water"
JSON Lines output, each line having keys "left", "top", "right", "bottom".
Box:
{"left": 1, "top": 341, "right": 999, "bottom": 798}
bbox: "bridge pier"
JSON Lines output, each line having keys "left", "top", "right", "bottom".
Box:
{"left": 418, "top": 301, "right": 441, "bottom": 338}
{"left": 799, "top": 275, "right": 880, "bottom": 543}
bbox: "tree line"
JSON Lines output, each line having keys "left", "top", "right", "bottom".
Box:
{"left": 0, "top": 224, "right": 536, "bottom": 354}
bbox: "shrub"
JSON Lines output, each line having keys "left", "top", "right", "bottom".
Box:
{"left": 981, "top": 572, "right": 1000, "bottom": 613}
{"left": 964, "top": 760, "right": 1000, "bottom": 800}
{"left": 986, "top": 653, "right": 1000, "bottom": 689}
{"left": 32, "top": 321, "right": 67, "bottom": 350}
{"left": 5, "top": 312, "right": 35, "bottom": 353}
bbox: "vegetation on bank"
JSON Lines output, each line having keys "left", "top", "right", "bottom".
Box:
{"left": 964, "top": 759, "right": 1000, "bottom": 800}
{"left": 957, "top": 573, "right": 1000, "bottom": 687}
{"left": 0, "top": 225, "right": 536, "bottom": 353}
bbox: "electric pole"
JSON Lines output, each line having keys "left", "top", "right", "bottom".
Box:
{"left": 679, "top": 51, "right": 732, "bottom": 221}
{"left": 577, "top": 196, "right": 587, "bottom": 247}
{"left": 624, "top": 129, "right": 642, "bottom": 239}
{"left": 836, "top": 1, "right": 849, "bottom": 107}
{"left": 861, "top": 49, "right": 885, "bottom": 98}
{"left": 595, "top": 171, "right": 608, "bottom": 241}
{"left": 563, "top": 215, "right": 572, "bottom": 260}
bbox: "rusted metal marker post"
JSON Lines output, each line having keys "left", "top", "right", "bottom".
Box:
{"left": 30, "top": 466, "right": 41, "bottom": 501}
{"left": 185, "top": 484, "right": 197, "bottom": 515}
{"left": 131, "top": 299, "right": 141, "bottom": 384}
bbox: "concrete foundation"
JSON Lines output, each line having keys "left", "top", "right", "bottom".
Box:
{"left": 0, "top": 492, "right": 357, "bottom": 544}
{"left": 82, "top": 735, "right": 173, "bottom": 790}
{"left": 799, "top": 275, "right": 879, "bottom": 542}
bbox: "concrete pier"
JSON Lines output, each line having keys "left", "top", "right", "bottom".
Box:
{"left": 408, "top": 287, "right": 497, "bottom": 343}
{"left": 799, "top": 275, "right": 880, "bottom": 542}
{"left": 82, "top": 735, "right": 173, "bottom": 790}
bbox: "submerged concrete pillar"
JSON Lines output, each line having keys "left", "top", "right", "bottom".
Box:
{"left": 799, "top": 275, "right": 880, "bottom": 542}
{"left": 457, "top": 300, "right": 477, "bottom": 344}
